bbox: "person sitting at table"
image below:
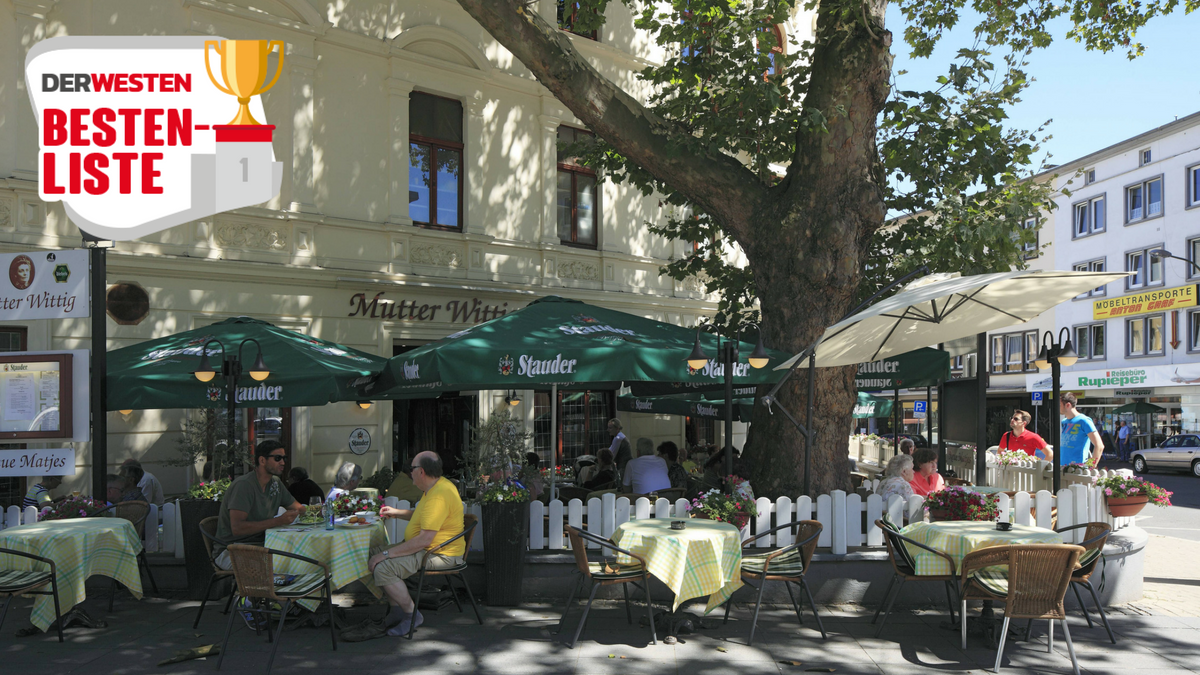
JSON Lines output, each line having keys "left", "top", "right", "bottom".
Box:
{"left": 623, "top": 438, "right": 671, "bottom": 494}
{"left": 658, "top": 441, "right": 689, "bottom": 490}
{"left": 365, "top": 451, "right": 465, "bottom": 639}
{"left": 326, "top": 461, "right": 362, "bottom": 502}
{"left": 679, "top": 445, "right": 698, "bottom": 475}
{"left": 908, "top": 448, "right": 945, "bottom": 497}
{"left": 287, "top": 466, "right": 325, "bottom": 505}
{"left": 877, "top": 454, "right": 915, "bottom": 504}
{"left": 23, "top": 475, "right": 62, "bottom": 508}
{"left": 898, "top": 438, "right": 915, "bottom": 455}
{"left": 386, "top": 463, "right": 425, "bottom": 504}
{"left": 105, "top": 474, "right": 126, "bottom": 506}
{"left": 581, "top": 449, "right": 619, "bottom": 490}
{"left": 116, "top": 466, "right": 149, "bottom": 502}
{"left": 213, "top": 440, "right": 303, "bottom": 569}
{"left": 121, "top": 458, "right": 165, "bottom": 506}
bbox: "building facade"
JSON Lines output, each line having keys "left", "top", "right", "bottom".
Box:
{"left": 0, "top": 0, "right": 815, "bottom": 502}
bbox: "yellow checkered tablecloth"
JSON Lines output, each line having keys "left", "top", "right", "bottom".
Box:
{"left": 0, "top": 518, "right": 144, "bottom": 631}
{"left": 899, "top": 521, "right": 1063, "bottom": 576}
{"left": 612, "top": 519, "right": 742, "bottom": 613}
{"left": 265, "top": 522, "right": 390, "bottom": 609}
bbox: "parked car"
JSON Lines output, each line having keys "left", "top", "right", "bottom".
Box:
{"left": 1131, "top": 434, "right": 1200, "bottom": 477}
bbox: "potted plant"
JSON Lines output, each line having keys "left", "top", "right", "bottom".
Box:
{"left": 164, "top": 411, "right": 249, "bottom": 599}
{"left": 39, "top": 495, "right": 109, "bottom": 521}
{"left": 479, "top": 477, "right": 531, "bottom": 606}
{"left": 923, "top": 487, "right": 999, "bottom": 522}
{"left": 327, "top": 492, "right": 383, "bottom": 517}
{"left": 1097, "top": 474, "right": 1172, "bottom": 518}
{"left": 686, "top": 488, "right": 759, "bottom": 530}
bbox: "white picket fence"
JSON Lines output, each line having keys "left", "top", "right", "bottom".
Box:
{"left": 1, "top": 500, "right": 184, "bottom": 557}
{"left": 376, "top": 481, "right": 1133, "bottom": 556}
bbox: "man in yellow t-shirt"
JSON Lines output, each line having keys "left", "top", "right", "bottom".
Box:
{"left": 365, "top": 451, "right": 464, "bottom": 639}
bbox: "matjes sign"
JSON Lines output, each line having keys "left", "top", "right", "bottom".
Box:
{"left": 0, "top": 448, "right": 75, "bottom": 476}
{"left": 25, "top": 36, "right": 283, "bottom": 241}
{"left": 0, "top": 250, "right": 88, "bottom": 320}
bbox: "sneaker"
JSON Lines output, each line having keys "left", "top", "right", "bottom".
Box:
{"left": 237, "top": 598, "right": 268, "bottom": 632}
{"left": 341, "top": 618, "right": 388, "bottom": 642}
{"left": 387, "top": 610, "right": 423, "bottom": 637}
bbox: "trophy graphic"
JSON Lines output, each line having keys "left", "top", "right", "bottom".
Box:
{"left": 203, "top": 39, "right": 284, "bottom": 212}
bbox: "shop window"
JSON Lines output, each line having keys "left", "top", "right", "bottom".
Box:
{"left": 556, "top": 126, "right": 598, "bottom": 249}
{"left": 1126, "top": 314, "right": 1164, "bottom": 357}
{"left": 409, "top": 92, "right": 464, "bottom": 231}
{"left": 687, "top": 415, "right": 716, "bottom": 450}
{"left": 534, "top": 390, "right": 613, "bottom": 465}
{"left": 0, "top": 327, "right": 28, "bottom": 508}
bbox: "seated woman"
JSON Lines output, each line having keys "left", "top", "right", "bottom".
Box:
{"left": 287, "top": 466, "right": 325, "bottom": 505}
{"left": 908, "top": 448, "right": 945, "bottom": 497}
{"left": 657, "top": 441, "right": 689, "bottom": 489}
{"left": 877, "top": 454, "right": 914, "bottom": 504}
{"left": 327, "top": 461, "right": 362, "bottom": 502}
{"left": 581, "top": 449, "right": 618, "bottom": 490}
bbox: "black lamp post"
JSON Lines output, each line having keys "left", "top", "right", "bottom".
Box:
{"left": 1033, "top": 328, "right": 1078, "bottom": 493}
{"left": 687, "top": 322, "right": 769, "bottom": 493}
{"left": 193, "top": 338, "right": 269, "bottom": 467}
{"left": 1149, "top": 248, "right": 1200, "bottom": 275}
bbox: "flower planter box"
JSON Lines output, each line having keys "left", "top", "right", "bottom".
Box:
{"left": 179, "top": 498, "right": 223, "bottom": 600}
{"left": 1106, "top": 496, "right": 1148, "bottom": 518}
{"left": 482, "top": 500, "right": 529, "bottom": 607}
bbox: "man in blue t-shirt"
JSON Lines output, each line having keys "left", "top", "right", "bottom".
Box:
{"left": 1059, "top": 393, "right": 1104, "bottom": 466}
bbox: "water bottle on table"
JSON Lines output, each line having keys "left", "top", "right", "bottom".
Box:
{"left": 324, "top": 499, "right": 335, "bottom": 530}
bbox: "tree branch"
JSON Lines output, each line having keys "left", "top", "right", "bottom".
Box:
{"left": 454, "top": 0, "right": 767, "bottom": 235}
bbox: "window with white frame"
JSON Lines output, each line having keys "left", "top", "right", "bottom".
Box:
{"left": 1074, "top": 322, "right": 1105, "bottom": 361}
{"left": 1085, "top": 168, "right": 1096, "bottom": 185}
{"left": 1126, "top": 245, "right": 1164, "bottom": 290}
{"left": 1072, "top": 195, "right": 1105, "bottom": 237}
{"left": 990, "top": 329, "right": 1038, "bottom": 373}
{"left": 1188, "top": 164, "right": 1200, "bottom": 208}
{"left": 1189, "top": 236, "right": 1200, "bottom": 280}
{"left": 1190, "top": 309, "right": 1200, "bottom": 353}
{"left": 1126, "top": 314, "right": 1164, "bottom": 357}
{"left": 1020, "top": 217, "right": 1039, "bottom": 259}
{"left": 1072, "top": 259, "right": 1107, "bottom": 298}
{"left": 1140, "top": 148, "right": 1152, "bottom": 166}
{"left": 1126, "top": 176, "right": 1163, "bottom": 222}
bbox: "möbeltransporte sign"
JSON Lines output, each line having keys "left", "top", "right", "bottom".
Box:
{"left": 1026, "top": 363, "right": 1200, "bottom": 392}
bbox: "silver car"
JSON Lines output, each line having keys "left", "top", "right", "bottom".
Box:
{"left": 1131, "top": 434, "right": 1200, "bottom": 477}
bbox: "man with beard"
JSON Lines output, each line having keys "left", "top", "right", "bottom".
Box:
{"left": 213, "top": 439, "right": 303, "bottom": 569}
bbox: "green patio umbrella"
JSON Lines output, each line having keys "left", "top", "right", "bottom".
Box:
{"left": 853, "top": 392, "right": 894, "bottom": 418}
{"left": 617, "top": 394, "right": 755, "bottom": 423}
{"left": 106, "top": 316, "right": 388, "bottom": 411}
{"left": 1111, "top": 400, "right": 1165, "bottom": 415}
{"left": 372, "top": 296, "right": 792, "bottom": 396}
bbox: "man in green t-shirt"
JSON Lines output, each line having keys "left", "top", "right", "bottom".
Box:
{"left": 214, "top": 440, "right": 303, "bottom": 569}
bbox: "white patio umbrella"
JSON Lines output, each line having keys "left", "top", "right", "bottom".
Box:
{"left": 776, "top": 270, "right": 1130, "bottom": 370}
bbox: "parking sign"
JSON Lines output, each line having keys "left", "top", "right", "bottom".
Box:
{"left": 1032, "top": 392, "right": 1043, "bottom": 406}
{"left": 913, "top": 400, "right": 927, "bottom": 419}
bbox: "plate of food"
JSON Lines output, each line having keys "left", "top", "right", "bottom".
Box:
{"left": 335, "top": 514, "right": 377, "bottom": 529}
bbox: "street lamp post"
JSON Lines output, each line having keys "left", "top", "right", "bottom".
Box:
{"left": 1149, "top": 248, "right": 1200, "bottom": 275}
{"left": 193, "top": 338, "right": 269, "bottom": 469}
{"left": 688, "top": 322, "right": 769, "bottom": 493}
{"left": 1033, "top": 328, "right": 1078, "bottom": 493}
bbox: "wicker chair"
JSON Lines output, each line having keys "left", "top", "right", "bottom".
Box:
{"left": 557, "top": 526, "right": 656, "bottom": 649}
{"left": 0, "top": 547, "right": 63, "bottom": 642}
{"left": 959, "top": 544, "right": 1085, "bottom": 675}
{"left": 216, "top": 544, "right": 337, "bottom": 673}
{"left": 402, "top": 514, "right": 483, "bottom": 639}
{"left": 1053, "top": 523, "right": 1115, "bottom": 644}
{"left": 650, "top": 487, "right": 686, "bottom": 502}
{"left": 94, "top": 500, "right": 159, "bottom": 608}
{"left": 873, "top": 517, "right": 959, "bottom": 637}
{"left": 192, "top": 516, "right": 237, "bottom": 629}
{"left": 723, "top": 520, "right": 826, "bottom": 645}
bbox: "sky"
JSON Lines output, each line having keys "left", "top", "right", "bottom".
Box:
{"left": 887, "top": 8, "right": 1198, "bottom": 171}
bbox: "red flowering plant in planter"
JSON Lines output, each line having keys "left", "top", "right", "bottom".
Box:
{"left": 685, "top": 488, "right": 758, "bottom": 529}
{"left": 922, "top": 487, "right": 1000, "bottom": 522}
{"left": 328, "top": 492, "right": 384, "bottom": 517}
{"left": 1097, "top": 474, "right": 1171, "bottom": 517}
{"left": 39, "top": 495, "right": 109, "bottom": 521}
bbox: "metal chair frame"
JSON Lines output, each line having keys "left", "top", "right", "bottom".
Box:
{"left": 1051, "top": 523, "right": 1116, "bottom": 644}
{"left": 404, "top": 514, "right": 483, "bottom": 639}
{"left": 216, "top": 544, "right": 337, "bottom": 673}
{"left": 193, "top": 516, "right": 238, "bottom": 629}
{"left": 93, "top": 500, "right": 159, "bottom": 609}
{"left": 557, "top": 526, "right": 656, "bottom": 649}
{"left": 0, "top": 547, "right": 63, "bottom": 642}
{"left": 722, "top": 519, "right": 826, "bottom": 645}
{"left": 873, "top": 519, "right": 960, "bottom": 638}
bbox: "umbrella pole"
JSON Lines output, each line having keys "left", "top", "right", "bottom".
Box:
{"left": 550, "top": 384, "right": 557, "bottom": 502}
{"left": 893, "top": 387, "right": 900, "bottom": 456}
{"left": 724, "top": 340, "right": 734, "bottom": 494}
{"left": 226, "top": 358, "right": 237, "bottom": 474}
{"left": 975, "top": 332, "right": 989, "bottom": 486}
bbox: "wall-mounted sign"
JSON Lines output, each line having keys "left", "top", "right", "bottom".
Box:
{"left": 1027, "top": 364, "right": 1200, "bottom": 392}
{"left": 1092, "top": 284, "right": 1197, "bottom": 320}
{"left": 1114, "top": 388, "right": 1153, "bottom": 397}
{"left": 348, "top": 427, "right": 371, "bottom": 455}
{"left": 0, "top": 250, "right": 88, "bottom": 321}
{"left": 0, "top": 353, "right": 74, "bottom": 440}
{"left": 0, "top": 448, "right": 75, "bottom": 476}
{"left": 347, "top": 292, "right": 514, "bottom": 325}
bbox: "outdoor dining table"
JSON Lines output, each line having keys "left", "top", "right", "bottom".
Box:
{"left": 0, "top": 518, "right": 144, "bottom": 632}
{"left": 900, "top": 520, "right": 1064, "bottom": 645}
{"left": 264, "top": 520, "right": 390, "bottom": 611}
{"left": 611, "top": 518, "right": 743, "bottom": 619}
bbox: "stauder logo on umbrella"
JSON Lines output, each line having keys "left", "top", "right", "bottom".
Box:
{"left": 400, "top": 361, "right": 420, "bottom": 380}
{"left": 498, "top": 353, "right": 579, "bottom": 378}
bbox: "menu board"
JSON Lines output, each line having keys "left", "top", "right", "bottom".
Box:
{"left": 0, "top": 355, "right": 72, "bottom": 439}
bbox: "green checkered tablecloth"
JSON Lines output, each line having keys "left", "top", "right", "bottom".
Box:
{"left": 612, "top": 519, "right": 742, "bottom": 613}
{"left": 265, "top": 522, "right": 390, "bottom": 609}
{"left": 899, "top": 521, "right": 1063, "bottom": 576}
{"left": 0, "top": 518, "right": 144, "bottom": 631}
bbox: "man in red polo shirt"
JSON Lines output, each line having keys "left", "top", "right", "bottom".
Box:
{"left": 999, "top": 409, "right": 1052, "bottom": 461}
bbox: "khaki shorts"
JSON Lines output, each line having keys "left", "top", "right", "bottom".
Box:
{"left": 371, "top": 545, "right": 463, "bottom": 588}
